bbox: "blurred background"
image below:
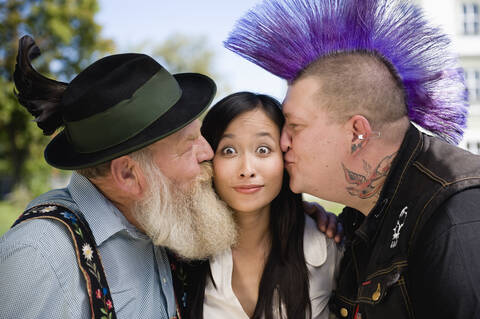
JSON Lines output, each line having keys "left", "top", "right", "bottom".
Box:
{"left": 1, "top": 0, "right": 479, "bottom": 235}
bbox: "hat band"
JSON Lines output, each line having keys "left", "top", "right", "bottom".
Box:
{"left": 65, "top": 68, "right": 182, "bottom": 153}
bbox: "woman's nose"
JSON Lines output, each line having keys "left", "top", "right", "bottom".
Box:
{"left": 240, "top": 171, "right": 255, "bottom": 178}
{"left": 239, "top": 155, "right": 256, "bottom": 178}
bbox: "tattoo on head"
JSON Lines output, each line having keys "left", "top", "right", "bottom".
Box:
{"left": 342, "top": 152, "right": 397, "bottom": 199}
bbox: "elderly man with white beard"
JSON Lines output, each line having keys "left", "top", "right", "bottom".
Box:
{"left": 0, "top": 36, "right": 237, "bottom": 319}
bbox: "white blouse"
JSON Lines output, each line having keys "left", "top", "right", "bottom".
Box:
{"left": 203, "top": 215, "right": 342, "bottom": 319}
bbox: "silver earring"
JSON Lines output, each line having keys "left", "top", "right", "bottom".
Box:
{"left": 358, "top": 134, "right": 365, "bottom": 140}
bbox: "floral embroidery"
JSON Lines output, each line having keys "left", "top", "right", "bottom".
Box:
{"left": 82, "top": 243, "right": 94, "bottom": 261}
{"left": 94, "top": 287, "right": 114, "bottom": 318}
{"left": 60, "top": 212, "right": 78, "bottom": 223}
{"left": 181, "top": 293, "right": 187, "bottom": 308}
{"left": 40, "top": 206, "right": 57, "bottom": 213}
{"left": 23, "top": 205, "right": 57, "bottom": 216}
{"left": 23, "top": 209, "right": 37, "bottom": 216}
{"left": 13, "top": 204, "right": 117, "bottom": 318}
{"left": 58, "top": 211, "right": 84, "bottom": 240}
{"left": 169, "top": 253, "right": 187, "bottom": 317}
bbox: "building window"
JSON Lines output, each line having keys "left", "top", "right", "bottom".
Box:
{"left": 463, "top": 3, "right": 480, "bottom": 35}
{"left": 465, "top": 69, "right": 480, "bottom": 102}
{"left": 466, "top": 140, "right": 480, "bottom": 154}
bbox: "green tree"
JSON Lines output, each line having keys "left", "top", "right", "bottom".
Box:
{"left": 0, "top": 0, "right": 114, "bottom": 196}
{"left": 151, "top": 33, "right": 230, "bottom": 97}
{"left": 152, "top": 33, "right": 216, "bottom": 76}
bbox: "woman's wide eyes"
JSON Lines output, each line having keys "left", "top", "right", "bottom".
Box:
{"left": 221, "top": 146, "right": 236, "bottom": 155}
{"left": 220, "top": 146, "right": 271, "bottom": 155}
{"left": 257, "top": 146, "right": 271, "bottom": 154}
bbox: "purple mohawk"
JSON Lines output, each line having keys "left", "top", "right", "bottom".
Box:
{"left": 224, "top": 0, "right": 468, "bottom": 144}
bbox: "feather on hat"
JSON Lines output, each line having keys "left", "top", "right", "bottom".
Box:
{"left": 225, "top": 0, "right": 468, "bottom": 144}
{"left": 13, "top": 36, "right": 68, "bottom": 135}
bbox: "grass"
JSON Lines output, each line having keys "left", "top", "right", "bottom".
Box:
{"left": 0, "top": 201, "right": 24, "bottom": 236}
{"left": 303, "top": 194, "right": 345, "bottom": 215}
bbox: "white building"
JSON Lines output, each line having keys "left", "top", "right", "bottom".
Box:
{"left": 415, "top": 0, "right": 480, "bottom": 153}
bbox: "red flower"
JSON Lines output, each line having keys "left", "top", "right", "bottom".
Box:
{"left": 95, "top": 289, "right": 102, "bottom": 299}
{"left": 106, "top": 299, "right": 113, "bottom": 310}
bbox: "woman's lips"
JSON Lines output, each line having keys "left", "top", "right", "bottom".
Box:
{"left": 233, "top": 185, "right": 264, "bottom": 194}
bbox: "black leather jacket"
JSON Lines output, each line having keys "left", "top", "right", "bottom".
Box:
{"left": 330, "top": 125, "right": 480, "bottom": 319}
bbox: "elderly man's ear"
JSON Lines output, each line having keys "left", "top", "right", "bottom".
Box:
{"left": 346, "top": 115, "right": 374, "bottom": 155}
{"left": 109, "top": 156, "right": 146, "bottom": 199}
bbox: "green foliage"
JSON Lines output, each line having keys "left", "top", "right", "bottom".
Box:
{"left": 0, "top": 0, "right": 114, "bottom": 196}
{"left": 151, "top": 33, "right": 230, "bottom": 97}
{"left": 0, "top": 201, "right": 23, "bottom": 236}
{"left": 153, "top": 33, "right": 216, "bottom": 76}
{"left": 303, "top": 194, "right": 345, "bottom": 215}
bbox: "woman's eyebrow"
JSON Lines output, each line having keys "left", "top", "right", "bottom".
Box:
{"left": 256, "top": 132, "right": 274, "bottom": 138}
{"left": 220, "top": 133, "right": 235, "bottom": 140}
{"left": 220, "top": 132, "right": 275, "bottom": 140}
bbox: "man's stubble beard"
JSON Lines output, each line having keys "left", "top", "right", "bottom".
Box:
{"left": 133, "top": 160, "right": 237, "bottom": 260}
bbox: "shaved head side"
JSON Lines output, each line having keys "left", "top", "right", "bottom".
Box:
{"left": 299, "top": 52, "right": 408, "bottom": 131}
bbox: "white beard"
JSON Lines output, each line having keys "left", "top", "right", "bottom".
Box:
{"left": 133, "top": 161, "right": 237, "bottom": 260}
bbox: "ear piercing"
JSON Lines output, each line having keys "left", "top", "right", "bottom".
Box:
{"left": 357, "top": 131, "right": 381, "bottom": 140}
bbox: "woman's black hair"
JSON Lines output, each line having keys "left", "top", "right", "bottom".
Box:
{"left": 191, "top": 91, "right": 311, "bottom": 318}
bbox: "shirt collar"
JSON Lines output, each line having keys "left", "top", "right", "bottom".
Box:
{"left": 68, "top": 172, "right": 145, "bottom": 246}
{"left": 209, "top": 214, "right": 327, "bottom": 289}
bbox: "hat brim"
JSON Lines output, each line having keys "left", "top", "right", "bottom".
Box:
{"left": 45, "top": 73, "right": 216, "bottom": 170}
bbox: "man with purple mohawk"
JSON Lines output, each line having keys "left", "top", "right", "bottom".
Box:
{"left": 225, "top": 0, "right": 480, "bottom": 318}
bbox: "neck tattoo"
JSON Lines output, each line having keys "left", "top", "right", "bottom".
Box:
{"left": 341, "top": 152, "right": 397, "bottom": 199}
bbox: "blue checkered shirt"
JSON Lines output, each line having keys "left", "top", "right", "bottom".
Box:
{"left": 0, "top": 172, "right": 177, "bottom": 318}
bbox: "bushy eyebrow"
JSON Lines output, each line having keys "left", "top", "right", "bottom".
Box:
{"left": 185, "top": 133, "right": 199, "bottom": 141}
{"left": 284, "top": 112, "right": 305, "bottom": 122}
{"left": 180, "top": 120, "right": 202, "bottom": 142}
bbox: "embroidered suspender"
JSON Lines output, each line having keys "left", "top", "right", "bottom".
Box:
{"left": 168, "top": 251, "right": 188, "bottom": 319}
{"left": 168, "top": 249, "right": 210, "bottom": 319}
{"left": 12, "top": 204, "right": 117, "bottom": 319}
